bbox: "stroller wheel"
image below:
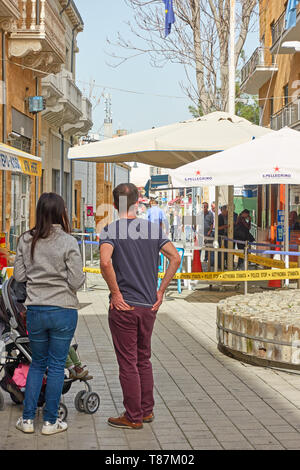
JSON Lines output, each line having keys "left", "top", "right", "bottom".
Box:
{"left": 83, "top": 392, "right": 100, "bottom": 415}
{"left": 58, "top": 402, "right": 68, "bottom": 421}
{"left": 0, "top": 390, "right": 4, "bottom": 411}
{"left": 74, "top": 390, "right": 86, "bottom": 412}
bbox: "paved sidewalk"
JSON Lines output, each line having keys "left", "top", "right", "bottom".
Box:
{"left": 2, "top": 276, "right": 300, "bottom": 450}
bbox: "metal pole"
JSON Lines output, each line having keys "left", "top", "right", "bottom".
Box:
{"left": 227, "top": 0, "right": 236, "bottom": 272}
{"left": 90, "top": 232, "right": 93, "bottom": 265}
{"left": 229, "top": 0, "right": 236, "bottom": 115}
{"left": 2, "top": 31, "right": 6, "bottom": 233}
{"left": 284, "top": 184, "right": 289, "bottom": 287}
{"left": 227, "top": 185, "right": 234, "bottom": 270}
{"left": 82, "top": 236, "right": 87, "bottom": 292}
{"left": 59, "top": 128, "right": 64, "bottom": 198}
{"left": 214, "top": 186, "right": 219, "bottom": 272}
{"left": 221, "top": 238, "right": 225, "bottom": 272}
{"left": 244, "top": 241, "right": 248, "bottom": 295}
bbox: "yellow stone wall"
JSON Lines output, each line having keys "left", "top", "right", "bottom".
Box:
{"left": 259, "top": 0, "right": 300, "bottom": 126}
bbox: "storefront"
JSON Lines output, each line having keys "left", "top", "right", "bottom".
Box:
{"left": 0, "top": 143, "right": 42, "bottom": 252}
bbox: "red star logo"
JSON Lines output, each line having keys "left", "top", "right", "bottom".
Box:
{"left": 274, "top": 166, "right": 280, "bottom": 172}
{"left": 196, "top": 171, "right": 201, "bottom": 176}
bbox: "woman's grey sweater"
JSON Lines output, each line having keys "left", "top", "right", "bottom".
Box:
{"left": 13, "top": 225, "right": 85, "bottom": 309}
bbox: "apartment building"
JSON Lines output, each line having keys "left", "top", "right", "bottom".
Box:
{"left": 240, "top": 0, "right": 300, "bottom": 243}
{"left": 0, "top": 0, "right": 92, "bottom": 249}
{"left": 40, "top": 0, "right": 92, "bottom": 222}
{"left": 0, "top": 0, "right": 45, "bottom": 250}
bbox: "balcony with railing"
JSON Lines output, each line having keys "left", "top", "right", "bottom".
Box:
{"left": 270, "top": 3, "right": 300, "bottom": 54}
{"left": 270, "top": 99, "right": 300, "bottom": 131}
{"left": 0, "top": 0, "right": 19, "bottom": 19}
{"left": 8, "top": 0, "right": 66, "bottom": 74}
{"left": 42, "top": 70, "right": 93, "bottom": 136}
{"left": 240, "top": 47, "right": 278, "bottom": 95}
{"left": 78, "top": 97, "right": 93, "bottom": 136}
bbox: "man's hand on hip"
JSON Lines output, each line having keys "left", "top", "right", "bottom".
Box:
{"left": 110, "top": 291, "right": 133, "bottom": 311}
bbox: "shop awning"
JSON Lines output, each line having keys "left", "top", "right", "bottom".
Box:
{"left": 0, "top": 143, "right": 42, "bottom": 177}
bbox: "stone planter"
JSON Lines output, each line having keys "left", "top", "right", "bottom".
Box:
{"left": 217, "top": 290, "right": 300, "bottom": 370}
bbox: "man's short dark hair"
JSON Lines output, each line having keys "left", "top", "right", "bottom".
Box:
{"left": 113, "top": 183, "right": 139, "bottom": 211}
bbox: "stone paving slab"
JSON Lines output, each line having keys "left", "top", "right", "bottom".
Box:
{"left": 2, "top": 277, "right": 300, "bottom": 450}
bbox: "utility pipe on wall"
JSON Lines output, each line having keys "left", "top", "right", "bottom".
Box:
{"left": 2, "top": 31, "right": 6, "bottom": 232}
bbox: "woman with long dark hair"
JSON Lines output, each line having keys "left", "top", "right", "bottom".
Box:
{"left": 13, "top": 193, "right": 84, "bottom": 435}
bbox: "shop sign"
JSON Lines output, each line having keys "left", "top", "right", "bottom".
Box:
{"left": 0, "top": 151, "right": 41, "bottom": 177}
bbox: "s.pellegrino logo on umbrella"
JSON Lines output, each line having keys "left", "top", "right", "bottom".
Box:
{"left": 163, "top": 0, "right": 175, "bottom": 37}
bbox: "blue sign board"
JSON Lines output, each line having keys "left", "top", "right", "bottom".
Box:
{"left": 277, "top": 225, "right": 284, "bottom": 242}
{"left": 277, "top": 210, "right": 285, "bottom": 242}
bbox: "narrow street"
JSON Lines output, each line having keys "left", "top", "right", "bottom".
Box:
{"left": 2, "top": 276, "right": 300, "bottom": 450}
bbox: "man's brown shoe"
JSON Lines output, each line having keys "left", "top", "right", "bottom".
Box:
{"left": 108, "top": 415, "right": 143, "bottom": 429}
{"left": 143, "top": 413, "right": 154, "bottom": 423}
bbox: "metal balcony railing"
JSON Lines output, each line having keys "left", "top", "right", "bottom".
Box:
{"left": 241, "top": 47, "right": 276, "bottom": 87}
{"left": 271, "top": 100, "right": 300, "bottom": 130}
{"left": 271, "top": 3, "right": 300, "bottom": 48}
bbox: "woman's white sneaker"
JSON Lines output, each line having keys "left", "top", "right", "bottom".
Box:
{"left": 16, "top": 417, "right": 34, "bottom": 433}
{"left": 42, "top": 419, "right": 68, "bottom": 435}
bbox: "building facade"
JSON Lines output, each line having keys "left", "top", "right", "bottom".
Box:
{"left": 40, "top": 0, "right": 92, "bottom": 224}
{"left": 0, "top": 0, "right": 92, "bottom": 250}
{"left": 240, "top": 0, "right": 300, "bottom": 243}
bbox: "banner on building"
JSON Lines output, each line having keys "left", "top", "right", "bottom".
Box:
{"left": 0, "top": 145, "right": 42, "bottom": 177}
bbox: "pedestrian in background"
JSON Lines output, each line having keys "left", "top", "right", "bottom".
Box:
{"left": 203, "top": 202, "right": 214, "bottom": 238}
{"left": 147, "top": 198, "right": 167, "bottom": 231}
{"left": 218, "top": 205, "right": 228, "bottom": 268}
{"left": 14, "top": 193, "right": 84, "bottom": 435}
{"left": 100, "top": 183, "right": 180, "bottom": 429}
{"left": 234, "top": 209, "right": 255, "bottom": 268}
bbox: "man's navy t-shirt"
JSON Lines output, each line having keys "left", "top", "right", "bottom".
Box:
{"left": 99, "top": 218, "right": 170, "bottom": 307}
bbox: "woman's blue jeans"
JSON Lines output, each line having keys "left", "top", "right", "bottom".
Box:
{"left": 23, "top": 306, "right": 78, "bottom": 424}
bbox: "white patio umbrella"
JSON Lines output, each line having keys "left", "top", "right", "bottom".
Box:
{"left": 68, "top": 111, "right": 271, "bottom": 168}
{"left": 69, "top": 111, "right": 272, "bottom": 273}
{"left": 169, "top": 127, "right": 300, "bottom": 187}
{"left": 170, "top": 126, "right": 300, "bottom": 281}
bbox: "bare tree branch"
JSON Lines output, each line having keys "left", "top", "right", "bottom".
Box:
{"left": 106, "top": 0, "right": 258, "bottom": 112}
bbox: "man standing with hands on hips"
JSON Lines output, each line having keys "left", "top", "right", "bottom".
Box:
{"left": 99, "top": 183, "right": 180, "bottom": 429}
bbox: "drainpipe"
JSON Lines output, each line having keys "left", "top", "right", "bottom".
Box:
{"left": 35, "top": 77, "right": 39, "bottom": 203}
{"left": 2, "top": 31, "right": 6, "bottom": 232}
{"left": 59, "top": 128, "right": 64, "bottom": 198}
{"left": 69, "top": 136, "right": 73, "bottom": 227}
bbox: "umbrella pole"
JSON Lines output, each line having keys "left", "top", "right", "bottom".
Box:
{"left": 214, "top": 186, "right": 220, "bottom": 272}
{"left": 227, "top": 186, "right": 234, "bottom": 270}
{"left": 284, "top": 184, "right": 289, "bottom": 288}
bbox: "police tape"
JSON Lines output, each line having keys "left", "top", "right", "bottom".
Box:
{"left": 83, "top": 266, "right": 300, "bottom": 282}
{"left": 236, "top": 252, "right": 298, "bottom": 269}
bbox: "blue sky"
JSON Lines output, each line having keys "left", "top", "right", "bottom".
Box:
{"left": 75, "top": 0, "right": 259, "bottom": 136}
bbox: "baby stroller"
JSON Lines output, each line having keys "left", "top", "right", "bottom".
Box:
{"left": 0, "top": 277, "right": 100, "bottom": 418}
